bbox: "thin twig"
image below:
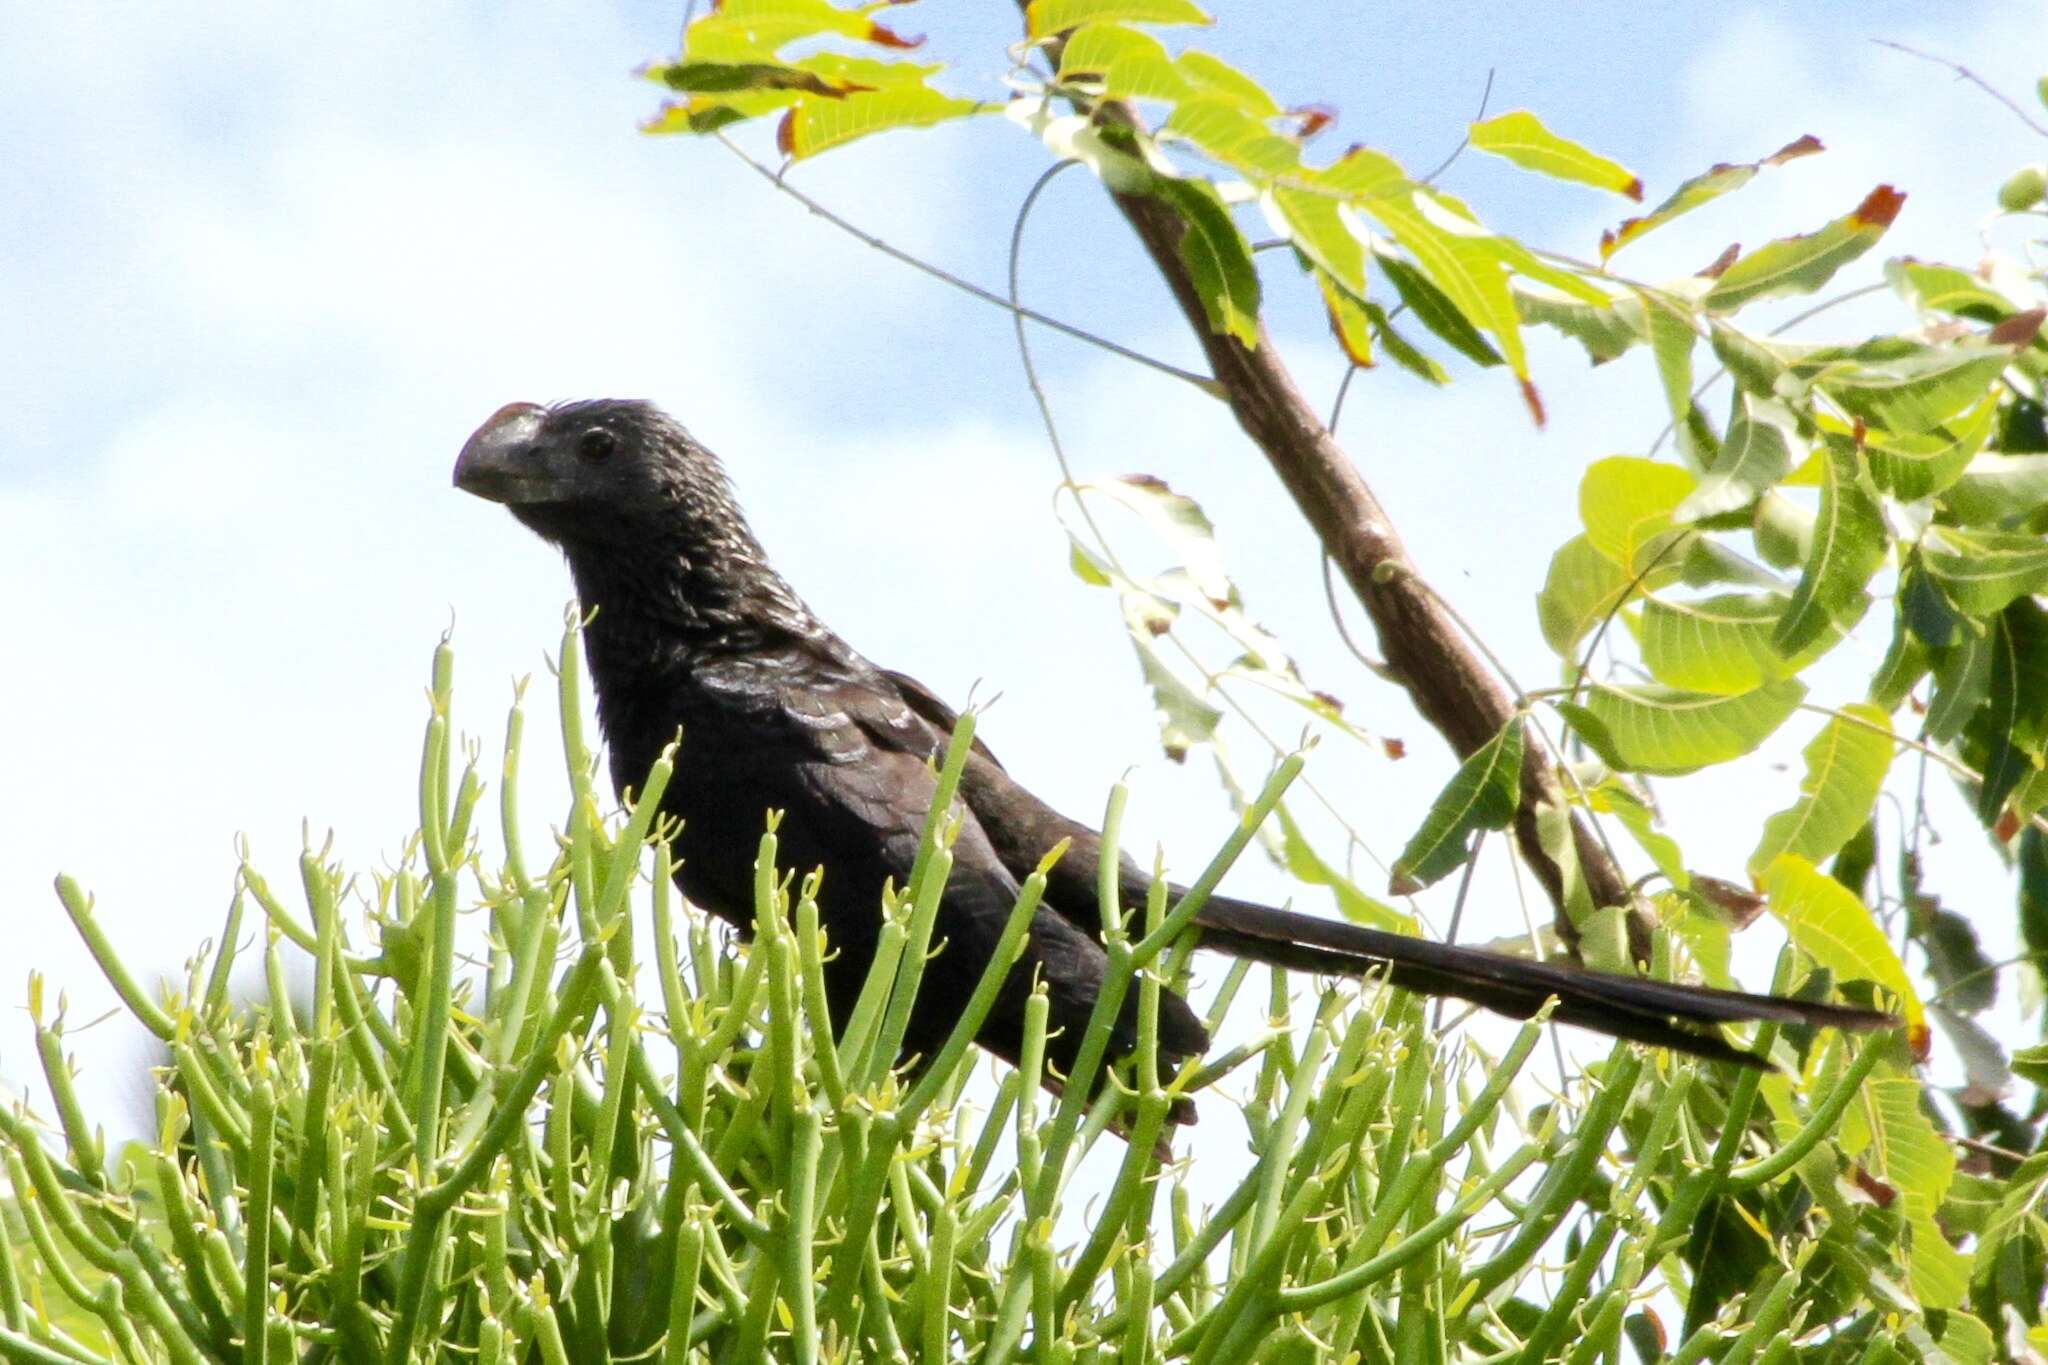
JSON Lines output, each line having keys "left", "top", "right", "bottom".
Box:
{"left": 1567, "top": 527, "right": 1693, "bottom": 706}
{"left": 1927, "top": 949, "right": 2048, "bottom": 1006}
{"left": 1008, "top": 161, "right": 1088, "bottom": 492}
{"left": 713, "top": 132, "right": 1222, "bottom": 396}
{"left": 1432, "top": 830, "right": 1486, "bottom": 1030}
{"left": 1321, "top": 553, "right": 1391, "bottom": 678}
{"left": 1420, "top": 69, "right": 1498, "bottom": 185}
{"left": 1320, "top": 364, "right": 1391, "bottom": 676}
{"left": 1872, "top": 39, "right": 2048, "bottom": 139}
{"left": 1952, "top": 1133, "right": 2035, "bottom": 1164}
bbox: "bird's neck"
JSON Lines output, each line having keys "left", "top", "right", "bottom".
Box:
{"left": 565, "top": 520, "right": 830, "bottom": 695}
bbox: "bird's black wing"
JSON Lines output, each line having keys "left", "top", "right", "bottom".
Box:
{"left": 743, "top": 659, "right": 1209, "bottom": 1110}
{"left": 880, "top": 669, "right": 1893, "bottom": 1067}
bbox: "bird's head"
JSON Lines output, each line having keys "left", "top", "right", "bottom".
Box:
{"left": 453, "top": 398, "right": 735, "bottom": 555}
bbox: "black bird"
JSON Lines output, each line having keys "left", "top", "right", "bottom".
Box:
{"left": 454, "top": 398, "right": 1893, "bottom": 1120}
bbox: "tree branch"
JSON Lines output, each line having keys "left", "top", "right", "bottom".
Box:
{"left": 1015, "top": 12, "right": 1638, "bottom": 950}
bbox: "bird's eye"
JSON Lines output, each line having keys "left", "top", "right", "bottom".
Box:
{"left": 577, "top": 428, "right": 618, "bottom": 463}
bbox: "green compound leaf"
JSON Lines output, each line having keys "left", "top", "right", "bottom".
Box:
{"left": 1538, "top": 533, "right": 1659, "bottom": 658}
{"left": 1943, "top": 452, "right": 2048, "bottom": 525}
{"left": 1843, "top": 1075, "right": 1970, "bottom": 1309}
{"left": 1374, "top": 251, "right": 1502, "bottom": 368}
{"left": 1885, "top": 256, "right": 2020, "bottom": 322}
{"left": 1704, "top": 184, "right": 1904, "bottom": 313}
{"left": 1027, "top": 0, "right": 1211, "bottom": 38}
{"left": 1560, "top": 679, "right": 1804, "bottom": 776}
{"left": 1762, "top": 854, "right": 1921, "bottom": 1026}
{"left": 1676, "top": 394, "right": 1800, "bottom": 523}
{"left": 1315, "top": 268, "right": 1375, "bottom": 366}
{"left": 1056, "top": 23, "right": 1190, "bottom": 102}
{"left": 1819, "top": 344, "right": 2012, "bottom": 439}
{"left": 1164, "top": 93, "right": 1300, "bottom": 175}
{"left": 779, "top": 87, "right": 984, "bottom": 159}
{"left": 1601, "top": 134, "right": 1823, "bottom": 261}
{"left": 1468, "top": 110, "right": 1642, "bottom": 199}
{"left": 1579, "top": 456, "right": 1697, "bottom": 574}
{"left": 1748, "top": 704, "right": 1894, "bottom": 878}
{"left": 1365, "top": 301, "right": 1449, "bottom": 384}
{"left": 1153, "top": 177, "right": 1262, "bottom": 347}
{"left": 1856, "top": 394, "right": 1996, "bottom": 501}
{"left": 1514, "top": 280, "right": 1643, "bottom": 364}
{"left": 1919, "top": 525, "right": 2048, "bottom": 616}
{"left": 1976, "top": 601, "right": 2048, "bottom": 823}
{"left": 1388, "top": 719, "right": 1525, "bottom": 895}
{"left": 1640, "top": 591, "right": 1853, "bottom": 694}
{"left": 1272, "top": 186, "right": 1365, "bottom": 297}
{"left": 1367, "top": 193, "right": 1528, "bottom": 382}
{"left": 1773, "top": 437, "right": 1886, "bottom": 655}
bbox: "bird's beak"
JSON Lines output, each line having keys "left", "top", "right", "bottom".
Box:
{"left": 454, "top": 402, "right": 549, "bottom": 504}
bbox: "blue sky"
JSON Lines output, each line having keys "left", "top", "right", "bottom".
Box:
{"left": 4, "top": 3, "right": 2045, "bottom": 1135}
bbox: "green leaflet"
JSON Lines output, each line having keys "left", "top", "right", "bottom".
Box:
{"left": 1943, "top": 452, "right": 2048, "bottom": 525}
{"left": 1919, "top": 525, "right": 2048, "bottom": 616}
{"left": 1676, "top": 394, "right": 1801, "bottom": 522}
{"left": 1975, "top": 601, "right": 2048, "bottom": 823}
{"left": 1885, "top": 256, "right": 2019, "bottom": 322}
{"left": 1773, "top": 437, "right": 1885, "bottom": 655}
{"left": 1601, "top": 135, "right": 1822, "bottom": 261}
{"left": 1586, "top": 780, "right": 1687, "bottom": 889}
{"left": 1153, "top": 177, "right": 1261, "bottom": 347}
{"left": 1840, "top": 1075, "right": 1971, "bottom": 1310}
{"left": 1747, "top": 704, "right": 1894, "bottom": 878}
{"left": 1514, "top": 280, "right": 1642, "bottom": 364}
{"left": 1975, "top": 1149, "right": 2048, "bottom": 1272}
{"left": 1272, "top": 186, "right": 1365, "bottom": 297}
{"left": 1761, "top": 853, "right": 1921, "bottom": 1026}
{"left": 1560, "top": 679, "right": 1804, "bottom": 776}
{"left": 1579, "top": 456, "right": 1697, "bottom": 575}
{"left": 1468, "top": 110, "right": 1641, "bottom": 199}
{"left": 1858, "top": 394, "right": 1997, "bottom": 501}
{"left": 1374, "top": 251, "right": 1501, "bottom": 368}
{"left": 1365, "top": 300, "right": 1449, "bottom": 384}
{"left": 1703, "top": 184, "right": 1904, "bottom": 312}
{"left": 1538, "top": 534, "right": 1637, "bottom": 658}
{"left": 1315, "top": 267, "right": 1375, "bottom": 366}
{"left": 1026, "top": 0, "right": 1211, "bottom": 38}
{"left": 1639, "top": 591, "right": 1852, "bottom": 694}
{"left": 1124, "top": 609, "right": 1220, "bottom": 761}
{"left": 1056, "top": 23, "right": 1190, "bottom": 102}
{"left": 1366, "top": 191, "right": 1528, "bottom": 381}
{"left": 779, "top": 87, "right": 985, "bottom": 159}
{"left": 1820, "top": 345, "right": 2012, "bottom": 439}
{"left": 1388, "top": 719, "right": 1524, "bottom": 895}
{"left": 1641, "top": 291, "right": 1702, "bottom": 452}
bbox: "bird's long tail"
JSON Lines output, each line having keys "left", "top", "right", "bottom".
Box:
{"left": 1190, "top": 894, "right": 1895, "bottom": 1067}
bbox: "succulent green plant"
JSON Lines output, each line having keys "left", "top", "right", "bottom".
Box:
{"left": 0, "top": 624, "right": 1966, "bottom": 1362}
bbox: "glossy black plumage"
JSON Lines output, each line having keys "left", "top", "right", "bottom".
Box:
{"left": 454, "top": 398, "right": 1894, "bottom": 1120}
